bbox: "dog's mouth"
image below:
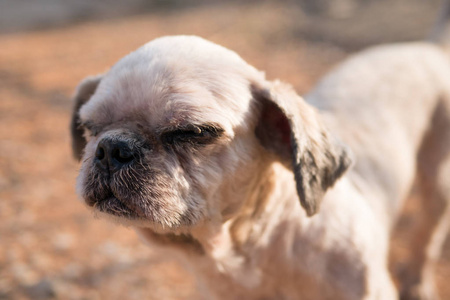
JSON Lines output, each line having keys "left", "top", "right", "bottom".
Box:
{"left": 80, "top": 159, "right": 196, "bottom": 228}
{"left": 86, "top": 190, "right": 145, "bottom": 219}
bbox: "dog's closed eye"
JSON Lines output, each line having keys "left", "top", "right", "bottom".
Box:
{"left": 161, "top": 124, "right": 224, "bottom": 145}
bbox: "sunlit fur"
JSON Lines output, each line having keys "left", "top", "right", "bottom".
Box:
{"left": 72, "top": 36, "right": 450, "bottom": 299}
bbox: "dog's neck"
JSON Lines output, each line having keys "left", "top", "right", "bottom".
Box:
{"left": 188, "top": 161, "right": 305, "bottom": 287}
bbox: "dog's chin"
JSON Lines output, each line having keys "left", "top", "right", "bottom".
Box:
{"left": 83, "top": 194, "right": 197, "bottom": 231}
{"left": 92, "top": 209, "right": 161, "bottom": 228}
{"left": 86, "top": 197, "right": 159, "bottom": 228}
{"left": 90, "top": 196, "right": 143, "bottom": 219}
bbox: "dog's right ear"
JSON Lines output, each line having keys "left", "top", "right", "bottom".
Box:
{"left": 251, "top": 80, "right": 353, "bottom": 216}
{"left": 70, "top": 75, "right": 102, "bottom": 161}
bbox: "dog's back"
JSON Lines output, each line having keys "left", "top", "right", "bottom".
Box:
{"left": 306, "top": 43, "right": 450, "bottom": 221}
{"left": 306, "top": 19, "right": 450, "bottom": 299}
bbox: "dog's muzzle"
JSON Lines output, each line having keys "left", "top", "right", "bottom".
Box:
{"left": 83, "top": 135, "right": 144, "bottom": 216}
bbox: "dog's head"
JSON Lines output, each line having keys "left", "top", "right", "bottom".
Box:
{"left": 71, "top": 36, "right": 352, "bottom": 232}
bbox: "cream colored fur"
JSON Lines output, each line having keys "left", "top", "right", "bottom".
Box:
{"left": 71, "top": 36, "right": 450, "bottom": 300}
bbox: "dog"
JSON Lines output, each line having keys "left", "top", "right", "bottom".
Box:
{"left": 71, "top": 32, "right": 450, "bottom": 299}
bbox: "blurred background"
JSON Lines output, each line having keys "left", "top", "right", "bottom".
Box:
{"left": 0, "top": 0, "right": 448, "bottom": 299}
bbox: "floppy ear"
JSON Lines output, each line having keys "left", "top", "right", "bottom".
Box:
{"left": 252, "top": 80, "right": 353, "bottom": 216}
{"left": 70, "top": 75, "right": 102, "bottom": 160}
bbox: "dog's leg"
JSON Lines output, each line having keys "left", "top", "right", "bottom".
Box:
{"left": 400, "top": 172, "right": 450, "bottom": 300}
{"left": 399, "top": 99, "right": 450, "bottom": 300}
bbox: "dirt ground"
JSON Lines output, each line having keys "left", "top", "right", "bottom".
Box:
{"left": 0, "top": 1, "right": 449, "bottom": 299}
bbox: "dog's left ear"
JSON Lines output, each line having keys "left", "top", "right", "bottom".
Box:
{"left": 252, "top": 80, "right": 353, "bottom": 216}
{"left": 70, "top": 75, "right": 103, "bottom": 161}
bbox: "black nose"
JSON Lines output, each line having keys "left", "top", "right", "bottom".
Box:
{"left": 95, "top": 138, "right": 135, "bottom": 173}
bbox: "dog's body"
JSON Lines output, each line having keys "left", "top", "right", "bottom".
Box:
{"left": 306, "top": 44, "right": 450, "bottom": 299}
{"left": 71, "top": 36, "right": 450, "bottom": 299}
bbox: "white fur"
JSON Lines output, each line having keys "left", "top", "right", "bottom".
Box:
{"left": 73, "top": 36, "right": 450, "bottom": 299}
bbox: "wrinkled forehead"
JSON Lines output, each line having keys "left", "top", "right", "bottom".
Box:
{"left": 80, "top": 47, "right": 259, "bottom": 133}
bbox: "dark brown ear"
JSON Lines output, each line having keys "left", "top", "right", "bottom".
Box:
{"left": 253, "top": 80, "right": 353, "bottom": 216}
{"left": 70, "top": 75, "right": 102, "bottom": 160}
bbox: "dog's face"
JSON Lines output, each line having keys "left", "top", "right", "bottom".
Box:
{"left": 71, "top": 36, "right": 352, "bottom": 233}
